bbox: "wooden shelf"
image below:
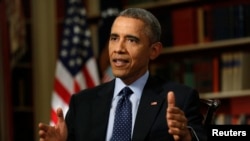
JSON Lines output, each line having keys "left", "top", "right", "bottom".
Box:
{"left": 161, "top": 37, "right": 250, "bottom": 55}
{"left": 126, "top": 0, "right": 197, "bottom": 9}
{"left": 200, "top": 90, "right": 250, "bottom": 99}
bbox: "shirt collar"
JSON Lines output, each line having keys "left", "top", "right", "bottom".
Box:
{"left": 114, "top": 71, "right": 149, "bottom": 98}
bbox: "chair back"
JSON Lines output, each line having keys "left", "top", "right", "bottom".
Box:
{"left": 200, "top": 99, "right": 221, "bottom": 126}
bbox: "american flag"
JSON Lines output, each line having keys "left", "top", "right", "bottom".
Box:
{"left": 50, "top": 0, "right": 100, "bottom": 125}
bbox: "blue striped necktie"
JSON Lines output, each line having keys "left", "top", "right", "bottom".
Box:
{"left": 111, "top": 87, "right": 133, "bottom": 141}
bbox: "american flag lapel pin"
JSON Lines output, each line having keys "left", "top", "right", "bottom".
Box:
{"left": 151, "top": 101, "right": 157, "bottom": 106}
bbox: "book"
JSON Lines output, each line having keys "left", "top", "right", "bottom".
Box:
{"left": 212, "top": 56, "right": 220, "bottom": 93}
{"left": 211, "top": 6, "right": 234, "bottom": 41}
{"left": 193, "top": 58, "right": 214, "bottom": 93}
{"left": 197, "top": 6, "right": 205, "bottom": 43}
{"left": 171, "top": 7, "right": 198, "bottom": 46}
{"left": 244, "top": 4, "right": 250, "bottom": 37}
{"left": 232, "top": 5, "right": 245, "bottom": 38}
{"left": 183, "top": 59, "right": 195, "bottom": 88}
{"left": 232, "top": 51, "right": 250, "bottom": 90}
{"left": 158, "top": 10, "right": 173, "bottom": 47}
{"left": 202, "top": 4, "right": 213, "bottom": 43}
{"left": 231, "top": 96, "right": 250, "bottom": 115}
{"left": 220, "top": 52, "right": 234, "bottom": 92}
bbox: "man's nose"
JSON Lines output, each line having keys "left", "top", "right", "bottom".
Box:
{"left": 114, "top": 41, "right": 126, "bottom": 53}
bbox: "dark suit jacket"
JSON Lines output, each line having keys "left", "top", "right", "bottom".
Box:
{"left": 65, "top": 75, "right": 207, "bottom": 141}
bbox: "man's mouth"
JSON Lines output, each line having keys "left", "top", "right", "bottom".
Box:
{"left": 112, "top": 59, "right": 129, "bottom": 67}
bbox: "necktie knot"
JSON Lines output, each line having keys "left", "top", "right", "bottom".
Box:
{"left": 119, "top": 87, "right": 133, "bottom": 98}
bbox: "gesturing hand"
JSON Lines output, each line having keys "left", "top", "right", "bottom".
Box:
{"left": 166, "top": 91, "right": 191, "bottom": 141}
{"left": 38, "top": 108, "right": 67, "bottom": 141}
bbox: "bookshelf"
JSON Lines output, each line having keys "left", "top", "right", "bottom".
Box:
{"left": 160, "top": 37, "right": 250, "bottom": 54}
{"left": 126, "top": 0, "right": 198, "bottom": 9}
{"left": 200, "top": 90, "right": 250, "bottom": 99}
{"left": 126, "top": 0, "right": 250, "bottom": 124}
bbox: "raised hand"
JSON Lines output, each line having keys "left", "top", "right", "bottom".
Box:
{"left": 38, "top": 108, "right": 67, "bottom": 141}
{"left": 166, "top": 91, "right": 191, "bottom": 141}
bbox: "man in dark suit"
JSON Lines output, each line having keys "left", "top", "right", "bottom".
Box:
{"left": 38, "top": 8, "right": 207, "bottom": 141}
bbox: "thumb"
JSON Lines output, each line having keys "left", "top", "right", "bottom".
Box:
{"left": 167, "top": 91, "right": 175, "bottom": 108}
{"left": 56, "top": 108, "right": 65, "bottom": 123}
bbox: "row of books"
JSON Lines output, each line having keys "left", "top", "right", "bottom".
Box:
{"left": 221, "top": 51, "right": 250, "bottom": 92}
{"left": 162, "top": 3, "right": 250, "bottom": 47}
{"left": 151, "top": 51, "right": 250, "bottom": 94}
{"left": 214, "top": 113, "right": 250, "bottom": 125}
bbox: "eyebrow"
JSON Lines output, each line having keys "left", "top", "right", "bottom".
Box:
{"left": 110, "top": 33, "right": 140, "bottom": 42}
{"left": 109, "top": 33, "right": 119, "bottom": 39}
{"left": 126, "top": 35, "right": 139, "bottom": 42}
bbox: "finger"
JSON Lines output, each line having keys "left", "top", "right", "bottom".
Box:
{"left": 38, "top": 122, "right": 49, "bottom": 131}
{"left": 168, "top": 128, "right": 182, "bottom": 141}
{"left": 167, "top": 91, "right": 175, "bottom": 108}
{"left": 57, "top": 108, "right": 65, "bottom": 123}
{"left": 38, "top": 129, "right": 46, "bottom": 138}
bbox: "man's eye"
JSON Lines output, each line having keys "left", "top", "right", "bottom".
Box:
{"left": 110, "top": 37, "right": 117, "bottom": 41}
{"left": 128, "top": 38, "right": 136, "bottom": 43}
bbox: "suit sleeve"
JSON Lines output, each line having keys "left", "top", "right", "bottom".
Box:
{"left": 179, "top": 88, "right": 207, "bottom": 141}
{"left": 166, "top": 81, "right": 207, "bottom": 141}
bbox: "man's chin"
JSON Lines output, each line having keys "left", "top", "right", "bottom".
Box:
{"left": 112, "top": 73, "right": 122, "bottom": 78}
{"left": 112, "top": 72, "right": 127, "bottom": 79}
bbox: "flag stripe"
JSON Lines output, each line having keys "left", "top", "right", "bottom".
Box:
{"left": 74, "top": 79, "right": 81, "bottom": 92}
{"left": 83, "top": 66, "right": 95, "bottom": 88}
{"left": 50, "top": 109, "right": 57, "bottom": 124}
{"left": 75, "top": 71, "right": 86, "bottom": 90}
{"left": 56, "top": 61, "right": 74, "bottom": 93}
{"left": 86, "top": 58, "right": 100, "bottom": 85}
{"left": 51, "top": 92, "right": 69, "bottom": 114}
{"left": 54, "top": 78, "right": 71, "bottom": 104}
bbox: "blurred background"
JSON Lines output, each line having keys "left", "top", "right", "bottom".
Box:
{"left": 1, "top": 0, "right": 250, "bottom": 141}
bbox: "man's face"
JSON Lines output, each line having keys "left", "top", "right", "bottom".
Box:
{"left": 109, "top": 16, "right": 153, "bottom": 84}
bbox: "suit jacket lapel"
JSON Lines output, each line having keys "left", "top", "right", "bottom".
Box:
{"left": 89, "top": 80, "right": 115, "bottom": 140}
{"left": 132, "top": 76, "right": 166, "bottom": 140}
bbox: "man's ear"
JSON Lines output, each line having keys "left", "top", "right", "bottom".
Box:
{"left": 149, "top": 42, "right": 163, "bottom": 60}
